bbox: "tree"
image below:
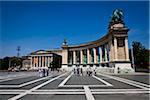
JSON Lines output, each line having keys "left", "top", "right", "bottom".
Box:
{"left": 132, "top": 41, "right": 149, "bottom": 72}
{"left": 0, "top": 57, "right": 23, "bottom": 70}
{"left": 10, "top": 57, "right": 22, "bottom": 68}
{"left": 0, "top": 57, "right": 10, "bottom": 70}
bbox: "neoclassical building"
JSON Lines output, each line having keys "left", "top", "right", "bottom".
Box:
{"left": 24, "top": 9, "right": 134, "bottom": 73}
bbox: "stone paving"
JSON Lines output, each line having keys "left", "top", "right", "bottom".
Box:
{"left": 0, "top": 71, "right": 149, "bottom": 100}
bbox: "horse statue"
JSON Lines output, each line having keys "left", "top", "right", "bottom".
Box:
{"left": 111, "top": 9, "right": 123, "bottom": 23}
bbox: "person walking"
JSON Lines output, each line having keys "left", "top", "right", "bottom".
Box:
{"left": 38, "top": 68, "right": 42, "bottom": 77}
{"left": 80, "top": 67, "right": 83, "bottom": 76}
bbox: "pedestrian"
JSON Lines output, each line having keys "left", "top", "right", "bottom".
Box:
{"left": 86, "top": 67, "right": 90, "bottom": 76}
{"left": 77, "top": 67, "right": 79, "bottom": 75}
{"left": 39, "top": 68, "right": 42, "bottom": 77}
{"left": 93, "top": 69, "right": 96, "bottom": 75}
{"left": 89, "top": 68, "right": 92, "bottom": 76}
{"left": 46, "top": 67, "right": 49, "bottom": 76}
{"left": 118, "top": 67, "right": 120, "bottom": 74}
{"left": 73, "top": 68, "right": 76, "bottom": 75}
{"left": 43, "top": 68, "right": 45, "bottom": 77}
{"left": 80, "top": 67, "right": 83, "bottom": 76}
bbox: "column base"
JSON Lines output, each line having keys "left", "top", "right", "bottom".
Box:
{"left": 112, "top": 61, "right": 135, "bottom": 74}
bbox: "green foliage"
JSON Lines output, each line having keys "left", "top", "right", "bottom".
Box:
{"left": 0, "top": 57, "right": 9, "bottom": 70}
{"left": 0, "top": 57, "right": 22, "bottom": 70}
{"left": 132, "top": 41, "right": 149, "bottom": 70}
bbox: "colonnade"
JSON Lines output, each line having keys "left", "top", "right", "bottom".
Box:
{"left": 68, "top": 44, "right": 110, "bottom": 65}
{"left": 31, "top": 55, "right": 53, "bottom": 68}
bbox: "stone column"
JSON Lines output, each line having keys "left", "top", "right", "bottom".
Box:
{"left": 109, "top": 41, "right": 113, "bottom": 61}
{"left": 99, "top": 46, "right": 102, "bottom": 63}
{"left": 80, "top": 50, "right": 83, "bottom": 64}
{"left": 45, "top": 56, "right": 47, "bottom": 67}
{"left": 73, "top": 51, "right": 76, "bottom": 64}
{"left": 125, "top": 37, "right": 129, "bottom": 61}
{"left": 93, "top": 48, "right": 97, "bottom": 63}
{"left": 31, "top": 57, "right": 33, "bottom": 68}
{"left": 33, "top": 57, "right": 35, "bottom": 67}
{"left": 114, "top": 37, "right": 118, "bottom": 60}
{"left": 44, "top": 56, "right": 46, "bottom": 67}
{"left": 39, "top": 56, "right": 41, "bottom": 67}
{"left": 105, "top": 45, "right": 108, "bottom": 62}
{"left": 41, "top": 56, "right": 43, "bottom": 67}
{"left": 47, "top": 56, "right": 49, "bottom": 67}
{"left": 87, "top": 49, "right": 90, "bottom": 64}
{"left": 37, "top": 56, "right": 39, "bottom": 67}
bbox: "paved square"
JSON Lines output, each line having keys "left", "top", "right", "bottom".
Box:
{"left": 0, "top": 71, "right": 149, "bottom": 100}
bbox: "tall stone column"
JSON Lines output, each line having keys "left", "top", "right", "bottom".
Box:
{"left": 33, "top": 57, "right": 35, "bottom": 67}
{"left": 39, "top": 56, "right": 41, "bottom": 67}
{"left": 109, "top": 41, "right": 113, "bottom": 61}
{"left": 37, "top": 56, "right": 39, "bottom": 67}
{"left": 99, "top": 46, "right": 102, "bottom": 63}
{"left": 105, "top": 45, "right": 108, "bottom": 62}
{"left": 31, "top": 57, "right": 33, "bottom": 68}
{"left": 87, "top": 49, "right": 90, "bottom": 64}
{"left": 80, "top": 50, "right": 83, "bottom": 64}
{"left": 47, "top": 56, "right": 49, "bottom": 67}
{"left": 43, "top": 56, "right": 46, "bottom": 67}
{"left": 114, "top": 37, "right": 118, "bottom": 60}
{"left": 125, "top": 37, "right": 129, "bottom": 61}
{"left": 73, "top": 51, "right": 76, "bottom": 64}
{"left": 45, "top": 56, "right": 47, "bottom": 67}
{"left": 93, "top": 48, "right": 97, "bottom": 63}
{"left": 41, "top": 56, "right": 43, "bottom": 67}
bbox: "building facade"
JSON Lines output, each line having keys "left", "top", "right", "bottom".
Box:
{"left": 23, "top": 10, "right": 134, "bottom": 73}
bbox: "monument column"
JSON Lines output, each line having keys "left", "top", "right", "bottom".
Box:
{"left": 47, "top": 56, "right": 49, "bottom": 67}
{"left": 87, "top": 49, "right": 90, "bottom": 64}
{"left": 80, "top": 50, "right": 83, "bottom": 64}
{"left": 42, "top": 56, "right": 44, "bottom": 67}
{"left": 105, "top": 45, "right": 108, "bottom": 62}
{"left": 114, "top": 37, "right": 118, "bottom": 60}
{"left": 93, "top": 48, "right": 97, "bottom": 63}
{"left": 125, "top": 37, "right": 129, "bottom": 61}
{"left": 73, "top": 51, "right": 76, "bottom": 64}
{"left": 99, "top": 46, "right": 102, "bottom": 63}
{"left": 39, "top": 56, "right": 41, "bottom": 67}
{"left": 37, "top": 57, "right": 38, "bottom": 67}
{"left": 31, "top": 57, "right": 33, "bottom": 68}
{"left": 33, "top": 57, "right": 35, "bottom": 67}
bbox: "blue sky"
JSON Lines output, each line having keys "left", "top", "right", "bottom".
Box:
{"left": 0, "top": 1, "right": 149, "bottom": 58}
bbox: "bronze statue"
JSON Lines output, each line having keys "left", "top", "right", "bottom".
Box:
{"left": 111, "top": 9, "right": 123, "bottom": 23}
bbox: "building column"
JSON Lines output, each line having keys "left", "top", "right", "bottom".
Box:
{"left": 99, "top": 46, "right": 102, "bottom": 63}
{"left": 39, "top": 56, "right": 41, "bottom": 67}
{"left": 80, "top": 50, "right": 83, "bottom": 64}
{"left": 43, "top": 56, "right": 45, "bottom": 67}
{"left": 114, "top": 37, "right": 118, "bottom": 60}
{"left": 37, "top": 56, "right": 39, "bottom": 67}
{"left": 109, "top": 41, "right": 113, "bottom": 61}
{"left": 105, "top": 45, "right": 108, "bottom": 62}
{"left": 125, "top": 37, "right": 129, "bottom": 61}
{"left": 73, "top": 51, "right": 76, "bottom": 64}
{"left": 93, "top": 48, "right": 97, "bottom": 64}
{"left": 87, "top": 49, "right": 90, "bottom": 64}
{"left": 32, "top": 57, "right": 34, "bottom": 67}
{"left": 47, "top": 56, "right": 49, "bottom": 67}
{"left": 31, "top": 57, "right": 33, "bottom": 68}
{"left": 42, "top": 56, "right": 44, "bottom": 67}
{"left": 45, "top": 56, "right": 47, "bottom": 67}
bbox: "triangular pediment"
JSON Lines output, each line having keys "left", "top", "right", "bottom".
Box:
{"left": 36, "top": 50, "right": 48, "bottom": 54}
{"left": 30, "top": 50, "right": 51, "bottom": 55}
